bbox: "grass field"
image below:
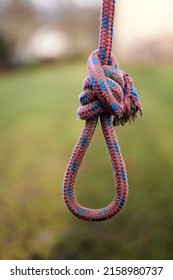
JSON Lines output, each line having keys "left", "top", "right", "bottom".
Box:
{"left": 0, "top": 60, "right": 173, "bottom": 260}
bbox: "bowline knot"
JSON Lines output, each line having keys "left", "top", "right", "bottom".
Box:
{"left": 78, "top": 49, "right": 143, "bottom": 126}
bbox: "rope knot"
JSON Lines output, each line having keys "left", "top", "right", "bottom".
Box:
{"left": 78, "top": 49, "right": 143, "bottom": 126}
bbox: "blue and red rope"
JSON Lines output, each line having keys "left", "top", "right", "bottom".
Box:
{"left": 62, "top": 0, "right": 143, "bottom": 221}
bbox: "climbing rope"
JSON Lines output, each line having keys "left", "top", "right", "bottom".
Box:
{"left": 62, "top": 0, "right": 143, "bottom": 221}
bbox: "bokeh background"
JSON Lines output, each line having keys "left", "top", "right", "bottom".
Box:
{"left": 0, "top": 0, "right": 173, "bottom": 260}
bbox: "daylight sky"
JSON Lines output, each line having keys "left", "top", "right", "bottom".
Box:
{"left": 0, "top": 0, "right": 99, "bottom": 10}
{"left": 30, "top": 0, "right": 99, "bottom": 9}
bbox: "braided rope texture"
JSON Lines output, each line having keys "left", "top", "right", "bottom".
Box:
{"left": 62, "top": 0, "right": 143, "bottom": 221}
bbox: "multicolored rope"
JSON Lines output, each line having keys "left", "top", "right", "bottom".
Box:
{"left": 62, "top": 0, "right": 143, "bottom": 221}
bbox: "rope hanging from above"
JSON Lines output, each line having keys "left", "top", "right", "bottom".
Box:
{"left": 62, "top": 0, "right": 143, "bottom": 221}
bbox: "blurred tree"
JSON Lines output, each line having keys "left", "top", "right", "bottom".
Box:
{"left": 1, "top": 0, "right": 36, "bottom": 38}
{"left": 0, "top": 0, "right": 100, "bottom": 66}
{"left": 0, "top": 33, "right": 11, "bottom": 69}
{"left": 0, "top": 0, "right": 37, "bottom": 66}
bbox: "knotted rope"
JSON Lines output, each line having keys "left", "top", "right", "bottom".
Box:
{"left": 62, "top": 0, "right": 143, "bottom": 221}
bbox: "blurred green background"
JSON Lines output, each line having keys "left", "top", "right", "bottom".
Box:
{"left": 0, "top": 0, "right": 173, "bottom": 260}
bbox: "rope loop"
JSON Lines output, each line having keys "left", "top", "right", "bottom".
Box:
{"left": 63, "top": 114, "right": 129, "bottom": 221}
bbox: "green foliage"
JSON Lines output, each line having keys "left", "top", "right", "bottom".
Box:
{"left": 0, "top": 61, "right": 173, "bottom": 260}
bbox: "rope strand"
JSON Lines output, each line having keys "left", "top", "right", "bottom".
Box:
{"left": 99, "top": 0, "right": 115, "bottom": 64}
{"left": 62, "top": 0, "right": 143, "bottom": 221}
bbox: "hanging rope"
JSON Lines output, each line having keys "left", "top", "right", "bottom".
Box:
{"left": 62, "top": 0, "right": 143, "bottom": 221}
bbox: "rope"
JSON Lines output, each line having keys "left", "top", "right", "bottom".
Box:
{"left": 62, "top": 0, "right": 143, "bottom": 222}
